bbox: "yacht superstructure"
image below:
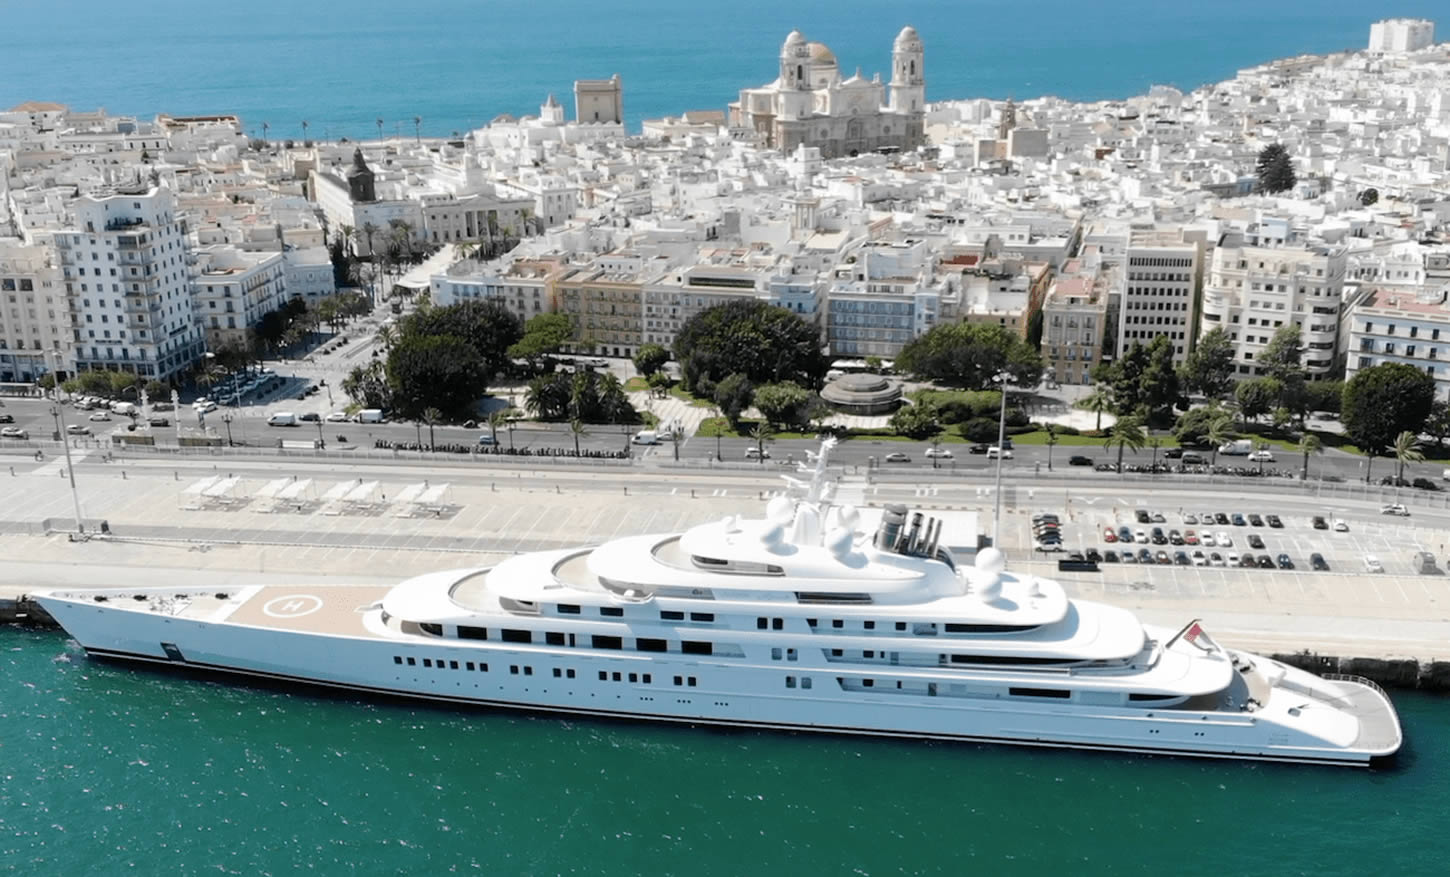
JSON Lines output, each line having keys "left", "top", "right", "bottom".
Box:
{"left": 34, "top": 441, "right": 1401, "bottom": 765}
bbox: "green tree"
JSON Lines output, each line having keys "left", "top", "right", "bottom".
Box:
{"left": 109, "top": 370, "right": 140, "bottom": 399}
{"left": 1139, "top": 335, "right": 1181, "bottom": 422}
{"left": 1298, "top": 433, "right": 1322, "bottom": 481}
{"left": 1103, "top": 416, "right": 1146, "bottom": 473}
{"left": 524, "top": 373, "right": 570, "bottom": 421}
{"left": 1174, "top": 404, "right": 1227, "bottom": 447}
{"left": 142, "top": 380, "right": 170, "bottom": 401}
{"left": 712, "top": 373, "right": 755, "bottom": 429}
{"left": 399, "top": 299, "right": 523, "bottom": 381}
{"left": 1256, "top": 143, "right": 1297, "bottom": 194}
{"left": 568, "top": 418, "right": 588, "bottom": 456}
{"left": 486, "top": 410, "right": 508, "bottom": 445}
{"left": 1304, "top": 379, "right": 1344, "bottom": 416}
{"left": 1425, "top": 400, "right": 1450, "bottom": 449}
{"left": 749, "top": 422, "right": 775, "bottom": 464}
{"left": 1393, "top": 430, "right": 1424, "bottom": 482}
{"left": 957, "top": 417, "right": 1000, "bottom": 443}
{"left": 632, "top": 343, "right": 670, "bottom": 377}
{"left": 1077, "top": 384, "right": 1114, "bottom": 432}
{"left": 888, "top": 402, "right": 941, "bottom": 440}
{"left": 1342, "top": 363, "right": 1435, "bottom": 482}
{"left": 1206, "top": 413, "right": 1235, "bottom": 468}
{"left": 1259, "top": 324, "right": 1305, "bottom": 383}
{"left": 507, "top": 313, "right": 574, "bottom": 366}
{"left": 1234, "top": 377, "right": 1280, "bottom": 424}
{"left": 342, "top": 360, "right": 391, "bottom": 410}
{"left": 386, "top": 334, "right": 485, "bottom": 420}
{"left": 895, "top": 322, "right": 1042, "bottom": 389}
{"left": 752, "top": 381, "right": 813, "bottom": 430}
{"left": 1105, "top": 342, "right": 1149, "bottom": 415}
{"left": 422, "top": 407, "right": 443, "bottom": 450}
{"left": 1179, "top": 327, "right": 1235, "bottom": 399}
{"left": 674, "top": 300, "right": 827, "bottom": 392}
{"left": 1359, "top": 188, "right": 1379, "bottom": 207}
{"left": 1044, "top": 422, "right": 1058, "bottom": 471}
{"left": 1026, "top": 309, "right": 1044, "bottom": 350}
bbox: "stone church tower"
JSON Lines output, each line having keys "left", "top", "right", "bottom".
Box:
{"left": 345, "top": 148, "right": 376, "bottom": 203}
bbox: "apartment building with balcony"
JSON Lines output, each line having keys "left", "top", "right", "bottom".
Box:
{"left": 1041, "top": 258, "right": 1115, "bottom": 386}
{"left": 825, "top": 239, "right": 941, "bottom": 358}
{"left": 643, "top": 248, "right": 822, "bottom": 352}
{"left": 0, "top": 239, "right": 71, "bottom": 383}
{"left": 558, "top": 251, "right": 670, "bottom": 358}
{"left": 1345, "top": 286, "right": 1450, "bottom": 401}
{"left": 191, "top": 246, "right": 288, "bottom": 351}
{"left": 58, "top": 185, "right": 203, "bottom": 381}
{"left": 1200, "top": 232, "right": 1345, "bottom": 379}
{"left": 430, "top": 257, "right": 567, "bottom": 327}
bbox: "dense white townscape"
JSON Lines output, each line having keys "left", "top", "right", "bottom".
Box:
{"left": 1, "top": 19, "right": 1448, "bottom": 400}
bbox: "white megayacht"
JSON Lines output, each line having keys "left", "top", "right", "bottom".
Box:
{"left": 36, "top": 439, "right": 1400, "bottom": 765}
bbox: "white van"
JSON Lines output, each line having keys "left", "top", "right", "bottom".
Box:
{"left": 1218, "top": 439, "right": 1253, "bottom": 456}
{"left": 268, "top": 412, "right": 298, "bottom": 427}
{"left": 353, "top": 408, "right": 385, "bottom": 424}
{"left": 632, "top": 430, "right": 660, "bottom": 445}
{"left": 111, "top": 401, "right": 137, "bottom": 416}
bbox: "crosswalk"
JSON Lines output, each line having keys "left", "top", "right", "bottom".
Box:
{"left": 33, "top": 448, "right": 91, "bottom": 477}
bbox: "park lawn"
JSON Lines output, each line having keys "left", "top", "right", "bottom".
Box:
{"left": 624, "top": 377, "right": 649, "bottom": 392}
{"left": 1007, "top": 429, "right": 1108, "bottom": 446}
{"left": 669, "top": 385, "right": 714, "bottom": 408}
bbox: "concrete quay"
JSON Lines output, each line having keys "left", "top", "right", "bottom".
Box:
{"left": 4, "top": 450, "right": 1450, "bottom": 690}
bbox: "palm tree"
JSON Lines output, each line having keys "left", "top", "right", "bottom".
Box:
{"left": 413, "top": 116, "right": 422, "bottom": 144}
{"left": 1298, "top": 433, "right": 1322, "bottom": 481}
{"left": 568, "top": 418, "right": 588, "bottom": 456}
{"left": 1044, "top": 423, "right": 1058, "bottom": 471}
{"left": 376, "top": 118, "right": 384, "bottom": 142}
{"left": 1103, "top": 416, "right": 1146, "bottom": 474}
{"left": 423, "top": 407, "right": 442, "bottom": 450}
{"left": 749, "top": 422, "right": 775, "bottom": 465}
{"left": 1148, "top": 435, "right": 1162, "bottom": 470}
{"left": 1077, "top": 385, "right": 1113, "bottom": 433}
{"left": 338, "top": 224, "right": 355, "bottom": 258}
{"left": 373, "top": 323, "right": 397, "bottom": 352}
{"left": 710, "top": 404, "right": 723, "bottom": 462}
{"left": 487, "top": 410, "right": 508, "bottom": 445}
{"left": 261, "top": 121, "right": 269, "bottom": 144}
{"left": 301, "top": 120, "right": 309, "bottom": 144}
{"left": 359, "top": 222, "right": 379, "bottom": 261}
{"left": 1393, "top": 430, "right": 1424, "bottom": 484}
{"left": 1206, "top": 413, "right": 1235, "bottom": 469}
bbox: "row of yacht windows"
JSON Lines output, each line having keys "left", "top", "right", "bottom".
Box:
{"left": 471, "top": 608, "right": 1037, "bottom": 636}
{"left": 391, "top": 654, "right": 699, "bottom": 687}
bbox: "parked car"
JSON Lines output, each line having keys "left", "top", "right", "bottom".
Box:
{"left": 1183, "top": 529, "right": 1199, "bottom": 545}
{"left": 1173, "top": 550, "right": 1190, "bottom": 566}
{"left": 745, "top": 447, "right": 770, "bottom": 459}
{"left": 1257, "top": 555, "right": 1275, "bottom": 569}
{"left": 1201, "top": 533, "right": 1216, "bottom": 547}
{"left": 968, "top": 443, "right": 990, "bottom": 455}
{"left": 1248, "top": 514, "right": 1263, "bottom": 527}
{"left": 1137, "top": 548, "right": 1153, "bottom": 563}
{"left": 88, "top": 411, "right": 111, "bottom": 421}
{"left": 1182, "top": 513, "right": 1198, "bottom": 525}
{"left": 1364, "top": 554, "right": 1384, "bottom": 573}
{"left": 65, "top": 424, "right": 90, "bottom": 435}
{"left": 1214, "top": 512, "right": 1230, "bottom": 525}
{"left": 1231, "top": 513, "right": 1247, "bottom": 526}
{"left": 1181, "top": 452, "right": 1207, "bottom": 465}
{"left": 986, "top": 446, "right": 1013, "bottom": 459}
{"left": 1135, "top": 510, "right": 1152, "bottom": 524}
{"left": 0, "top": 413, "right": 12, "bottom": 423}
{"left": 1310, "top": 553, "right": 1329, "bottom": 571}
{"left": 1134, "top": 528, "right": 1147, "bottom": 543}
{"left": 1118, "top": 526, "right": 1133, "bottom": 543}
{"left": 1312, "top": 516, "right": 1328, "bottom": 530}
{"left": 1120, "top": 550, "right": 1137, "bottom": 564}
{"left": 326, "top": 411, "right": 350, "bottom": 422}
{"left": 299, "top": 412, "right": 320, "bottom": 422}
{"left": 1163, "top": 447, "right": 1184, "bottom": 459}
{"left": 147, "top": 416, "right": 169, "bottom": 427}
{"left": 884, "top": 452, "right": 911, "bottom": 463}
{"left": 1226, "top": 552, "right": 1241, "bottom": 567}
{"left": 1381, "top": 503, "right": 1410, "bottom": 517}
{"left": 1216, "top": 532, "right": 1233, "bottom": 547}
{"left": 923, "top": 446, "right": 953, "bottom": 459}
{"left": 1191, "top": 550, "right": 1207, "bottom": 566}
{"left": 1150, "top": 527, "right": 1167, "bottom": 545}
{"left": 1103, "top": 550, "right": 1120, "bottom": 563}
{"left": 1154, "top": 550, "right": 1170, "bottom": 565}
{"left": 1084, "top": 548, "right": 1103, "bottom": 563}
{"left": 478, "top": 434, "right": 497, "bottom": 446}
{"left": 1209, "top": 552, "right": 1225, "bottom": 567}
{"left": 1068, "top": 455, "right": 1093, "bottom": 466}
{"left": 1266, "top": 514, "right": 1283, "bottom": 528}
{"left": 1103, "top": 527, "right": 1117, "bottom": 543}
{"left": 194, "top": 400, "right": 217, "bottom": 413}
{"left": 1168, "top": 529, "right": 1183, "bottom": 545}
{"left": 0, "top": 426, "right": 28, "bottom": 439}
{"left": 1247, "top": 534, "right": 1265, "bottom": 550}
{"left": 1247, "top": 449, "right": 1275, "bottom": 463}
{"left": 1276, "top": 553, "right": 1294, "bottom": 570}
{"left": 1333, "top": 519, "right": 1349, "bottom": 532}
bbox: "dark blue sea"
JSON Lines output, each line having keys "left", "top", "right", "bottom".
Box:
{"left": 3, "top": 0, "right": 1445, "bottom": 141}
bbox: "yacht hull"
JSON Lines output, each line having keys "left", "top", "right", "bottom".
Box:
{"left": 39, "top": 593, "right": 1398, "bottom": 768}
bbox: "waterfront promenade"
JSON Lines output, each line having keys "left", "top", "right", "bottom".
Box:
{"left": 4, "top": 445, "right": 1450, "bottom": 676}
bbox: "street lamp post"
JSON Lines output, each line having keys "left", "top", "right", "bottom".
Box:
{"left": 507, "top": 419, "right": 515, "bottom": 452}
{"left": 315, "top": 419, "right": 325, "bottom": 449}
{"left": 49, "top": 405, "right": 86, "bottom": 536}
{"left": 993, "top": 371, "right": 1010, "bottom": 547}
{"left": 221, "top": 413, "right": 234, "bottom": 447}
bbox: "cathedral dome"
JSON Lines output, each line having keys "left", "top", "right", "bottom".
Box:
{"left": 894, "top": 25, "right": 922, "bottom": 50}
{"left": 807, "top": 41, "right": 838, "bottom": 67}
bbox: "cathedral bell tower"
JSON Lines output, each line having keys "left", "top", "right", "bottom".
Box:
{"left": 778, "top": 30, "right": 813, "bottom": 121}
{"left": 889, "top": 26, "right": 925, "bottom": 114}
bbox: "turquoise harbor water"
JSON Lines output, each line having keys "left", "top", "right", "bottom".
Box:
{"left": 2, "top": 630, "right": 1448, "bottom": 876}
{"left": 2, "top": 0, "right": 1447, "bottom": 139}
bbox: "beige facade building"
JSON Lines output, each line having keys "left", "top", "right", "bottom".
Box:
{"left": 191, "top": 246, "right": 289, "bottom": 351}
{"left": 0, "top": 239, "right": 70, "bottom": 382}
{"left": 1117, "top": 229, "right": 1203, "bottom": 363}
{"left": 1041, "top": 259, "right": 1114, "bottom": 386}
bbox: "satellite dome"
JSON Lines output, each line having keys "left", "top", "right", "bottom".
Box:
{"left": 766, "top": 495, "right": 794, "bottom": 523}
{"left": 975, "top": 547, "right": 1006, "bottom": 575}
{"left": 825, "top": 527, "right": 854, "bottom": 559}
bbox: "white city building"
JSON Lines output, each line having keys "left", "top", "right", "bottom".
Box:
{"left": 825, "top": 239, "right": 940, "bottom": 358}
{"left": 1345, "top": 287, "right": 1450, "bottom": 401}
{"left": 1368, "top": 19, "right": 1435, "bottom": 54}
{"left": 0, "top": 239, "right": 70, "bottom": 383}
{"left": 191, "top": 246, "right": 288, "bottom": 351}
{"left": 58, "top": 185, "right": 204, "bottom": 382}
{"left": 283, "top": 246, "right": 337, "bottom": 306}
{"left": 1115, "top": 229, "right": 1203, "bottom": 363}
{"left": 1200, "top": 232, "right": 1346, "bottom": 379}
